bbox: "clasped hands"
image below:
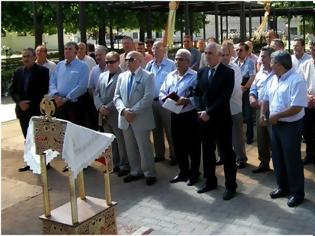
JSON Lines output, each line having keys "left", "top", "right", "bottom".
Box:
{"left": 123, "top": 108, "right": 136, "bottom": 123}
{"left": 198, "top": 110, "right": 210, "bottom": 122}
{"left": 99, "top": 105, "right": 110, "bottom": 117}
{"left": 260, "top": 113, "right": 279, "bottom": 126}
{"left": 53, "top": 95, "right": 67, "bottom": 108}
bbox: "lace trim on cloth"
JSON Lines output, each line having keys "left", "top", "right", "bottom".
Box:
{"left": 24, "top": 116, "right": 115, "bottom": 180}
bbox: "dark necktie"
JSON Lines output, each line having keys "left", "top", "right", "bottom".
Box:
{"left": 23, "top": 69, "right": 31, "bottom": 93}
{"left": 127, "top": 73, "right": 135, "bottom": 98}
{"left": 208, "top": 68, "right": 215, "bottom": 85}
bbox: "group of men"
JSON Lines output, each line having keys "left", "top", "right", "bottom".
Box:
{"left": 10, "top": 31, "right": 314, "bottom": 206}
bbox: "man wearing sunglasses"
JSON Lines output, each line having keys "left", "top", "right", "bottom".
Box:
{"left": 94, "top": 51, "right": 129, "bottom": 177}
{"left": 114, "top": 51, "right": 156, "bottom": 186}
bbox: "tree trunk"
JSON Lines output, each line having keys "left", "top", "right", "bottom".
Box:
{"left": 79, "top": 2, "right": 87, "bottom": 43}
{"left": 56, "top": 2, "right": 64, "bottom": 61}
{"left": 33, "top": 2, "right": 43, "bottom": 47}
{"left": 98, "top": 3, "right": 106, "bottom": 46}
{"left": 109, "top": 11, "right": 114, "bottom": 49}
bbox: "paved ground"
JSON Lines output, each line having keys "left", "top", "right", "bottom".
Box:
{"left": 1, "top": 100, "right": 315, "bottom": 235}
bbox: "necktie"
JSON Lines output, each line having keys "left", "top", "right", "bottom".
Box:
{"left": 127, "top": 73, "right": 135, "bottom": 98}
{"left": 23, "top": 69, "right": 31, "bottom": 93}
{"left": 208, "top": 68, "right": 215, "bottom": 84}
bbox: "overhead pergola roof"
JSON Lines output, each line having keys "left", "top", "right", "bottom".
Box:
{"left": 104, "top": 1, "right": 314, "bottom": 17}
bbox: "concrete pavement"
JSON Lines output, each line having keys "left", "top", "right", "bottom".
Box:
{"left": 1, "top": 100, "right": 315, "bottom": 235}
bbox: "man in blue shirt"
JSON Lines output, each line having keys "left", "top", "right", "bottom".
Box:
{"left": 261, "top": 51, "right": 307, "bottom": 207}
{"left": 49, "top": 41, "right": 89, "bottom": 125}
{"left": 145, "top": 41, "right": 176, "bottom": 165}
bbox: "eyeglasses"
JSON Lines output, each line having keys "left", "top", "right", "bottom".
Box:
{"left": 175, "top": 58, "right": 184, "bottom": 62}
{"left": 105, "top": 60, "right": 118, "bottom": 64}
{"left": 125, "top": 58, "right": 136, "bottom": 62}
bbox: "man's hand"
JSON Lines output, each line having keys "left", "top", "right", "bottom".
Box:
{"left": 198, "top": 111, "right": 210, "bottom": 122}
{"left": 99, "top": 105, "right": 110, "bottom": 117}
{"left": 123, "top": 108, "right": 136, "bottom": 123}
{"left": 259, "top": 114, "right": 268, "bottom": 127}
{"left": 268, "top": 114, "right": 280, "bottom": 125}
{"left": 241, "top": 85, "right": 248, "bottom": 93}
{"left": 249, "top": 96, "right": 260, "bottom": 109}
{"left": 307, "top": 94, "right": 315, "bottom": 109}
{"left": 176, "top": 97, "right": 190, "bottom": 106}
{"left": 19, "top": 101, "right": 30, "bottom": 111}
{"left": 53, "top": 95, "right": 66, "bottom": 108}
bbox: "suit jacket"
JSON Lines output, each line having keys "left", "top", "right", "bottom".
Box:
{"left": 10, "top": 64, "right": 49, "bottom": 119}
{"left": 94, "top": 69, "right": 121, "bottom": 125}
{"left": 114, "top": 67, "right": 155, "bottom": 131}
{"left": 195, "top": 63, "right": 234, "bottom": 122}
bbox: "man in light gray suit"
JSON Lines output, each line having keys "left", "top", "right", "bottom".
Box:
{"left": 114, "top": 51, "right": 157, "bottom": 186}
{"left": 94, "top": 51, "right": 129, "bottom": 177}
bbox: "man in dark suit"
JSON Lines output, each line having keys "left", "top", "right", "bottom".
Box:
{"left": 10, "top": 48, "right": 49, "bottom": 172}
{"left": 194, "top": 43, "right": 237, "bottom": 200}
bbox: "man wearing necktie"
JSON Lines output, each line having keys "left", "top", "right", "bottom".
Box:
{"left": 194, "top": 43, "right": 237, "bottom": 200}
{"left": 114, "top": 51, "right": 157, "bottom": 186}
{"left": 10, "top": 48, "right": 49, "bottom": 172}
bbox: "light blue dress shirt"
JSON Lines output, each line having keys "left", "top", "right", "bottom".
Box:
{"left": 159, "top": 68, "right": 197, "bottom": 113}
{"left": 249, "top": 66, "right": 273, "bottom": 101}
{"left": 145, "top": 57, "right": 176, "bottom": 98}
{"left": 88, "top": 64, "right": 107, "bottom": 91}
{"left": 263, "top": 68, "right": 307, "bottom": 122}
{"left": 49, "top": 58, "right": 89, "bottom": 102}
{"left": 234, "top": 57, "right": 256, "bottom": 79}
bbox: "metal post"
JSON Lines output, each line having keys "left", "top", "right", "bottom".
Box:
{"left": 220, "top": 15, "right": 223, "bottom": 43}
{"left": 69, "top": 173, "right": 78, "bottom": 224}
{"left": 104, "top": 171, "right": 112, "bottom": 206}
{"left": 226, "top": 14, "right": 228, "bottom": 39}
{"left": 214, "top": 3, "right": 219, "bottom": 40}
{"left": 288, "top": 13, "right": 291, "bottom": 52}
{"left": 78, "top": 170, "right": 86, "bottom": 200}
{"left": 249, "top": 2, "right": 252, "bottom": 39}
{"left": 40, "top": 154, "right": 51, "bottom": 217}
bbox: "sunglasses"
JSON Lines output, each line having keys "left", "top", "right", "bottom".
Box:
{"left": 236, "top": 49, "right": 243, "bottom": 52}
{"left": 175, "top": 58, "right": 184, "bottom": 62}
{"left": 105, "top": 60, "right": 118, "bottom": 64}
{"left": 125, "top": 58, "right": 136, "bottom": 62}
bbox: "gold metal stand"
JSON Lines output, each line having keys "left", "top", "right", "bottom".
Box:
{"left": 40, "top": 154, "right": 51, "bottom": 217}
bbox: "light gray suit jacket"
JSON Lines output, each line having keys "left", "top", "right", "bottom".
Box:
{"left": 94, "top": 69, "right": 121, "bottom": 125}
{"left": 114, "top": 67, "right": 155, "bottom": 131}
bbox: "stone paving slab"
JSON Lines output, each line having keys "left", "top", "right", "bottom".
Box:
{"left": 1, "top": 119, "right": 315, "bottom": 235}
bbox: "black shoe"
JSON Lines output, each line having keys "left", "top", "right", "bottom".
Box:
{"left": 154, "top": 156, "right": 165, "bottom": 163}
{"left": 223, "top": 189, "right": 236, "bottom": 200}
{"left": 123, "top": 174, "right": 144, "bottom": 183}
{"left": 46, "top": 163, "right": 51, "bottom": 170}
{"left": 146, "top": 177, "right": 157, "bottom": 186}
{"left": 187, "top": 177, "right": 199, "bottom": 186}
{"left": 216, "top": 159, "right": 223, "bottom": 166}
{"left": 18, "top": 165, "right": 30, "bottom": 172}
{"left": 117, "top": 169, "right": 129, "bottom": 177}
{"left": 236, "top": 161, "right": 246, "bottom": 169}
{"left": 303, "top": 156, "right": 315, "bottom": 165}
{"left": 170, "top": 174, "right": 189, "bottom": 183}
{"left": 270, "top": 188, "right": 289, "bottom": 199}
{"left": 246, "top": 139, "right": 253, "bottom": 145}
{"left": 113, "top": 166, "right": 120, "bottom": 173}
{"left": 287, "top": 196, "right": 304, "bottom": 207}
{"left": 197, "top": 183, "right": 217, "bottom": 194}
{"left": 252, "top": 164, "right": 270, "bottom": 173}
{"left": 62, "top": 165, "right": 69, "bottom": 172}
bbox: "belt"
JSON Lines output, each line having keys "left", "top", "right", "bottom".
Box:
{"left": 153, "top": 97, "right": 159, "bottom": 101}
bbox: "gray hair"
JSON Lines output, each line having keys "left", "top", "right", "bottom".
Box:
{"left": 206, "top": 42, "right": 222, "bottom": 54}
{"left": 96, "top": 45, "right": 108, "bottom": 54}
{"left": 176, "top": 48, "right": 191, "bottom": 62}
{"left": 271, "top": 50, "right": 292, "bottom": 71}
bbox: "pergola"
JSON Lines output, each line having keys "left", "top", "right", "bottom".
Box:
{"left": 105, "top": 1, "right": 314, "bottom": 50}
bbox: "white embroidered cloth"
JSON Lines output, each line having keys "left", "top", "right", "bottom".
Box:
{"left": 24, "top": 116, "right": 115, "bottom": 180}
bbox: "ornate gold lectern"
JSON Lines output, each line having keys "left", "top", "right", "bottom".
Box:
{"left": 27, "top": 98, "right": 117, "bottom": 234}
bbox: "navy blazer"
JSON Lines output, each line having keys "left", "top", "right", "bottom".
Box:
{"left": 10, "top": 64, "right": 49, "bottom": 118}
{"left": 194, "top": 63, "right": 234, "bottom": 121}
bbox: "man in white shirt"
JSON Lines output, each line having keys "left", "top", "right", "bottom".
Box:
{"left": 299, "top": 40, "right": 315, "bottom": 165}
{"left": 291, "top": 37, "right": 312, "bottom": 71}
{"left": 35, "top": 45, "right": 56, "bottom": 78}
{"left": 261, "top": 50, "right": 307, "bottom": 207}
{"left": 77, "top": 42, "right": 97, "bottom": 71}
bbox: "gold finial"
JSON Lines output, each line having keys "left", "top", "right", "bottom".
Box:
{"left": 40, "top": 96, "right": 56, "bottom": 120}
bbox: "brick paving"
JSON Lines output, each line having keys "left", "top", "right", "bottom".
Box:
{"left": 1, "top": 117, "right": 315, "bottom": 235}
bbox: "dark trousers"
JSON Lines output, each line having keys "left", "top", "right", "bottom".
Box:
{"left": 200, "top": 118, "right": 237, "bottom": 191}
{"left": 271, "top": 120, "right": 304, "bottom": 198}
{"left": 54, "top": 101, "right": 83, "bottom": 126}
{"left": 303, "top": 108, "right": 315, "bottom": 160}
{"left": 242, "top": 90, "right": 254, "bottom": 142}
{"left": 19, "top": 114, "right": 32, "bottom": 138}
{"left": 171, "top": 110, "right": 201, "bottom": 178}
